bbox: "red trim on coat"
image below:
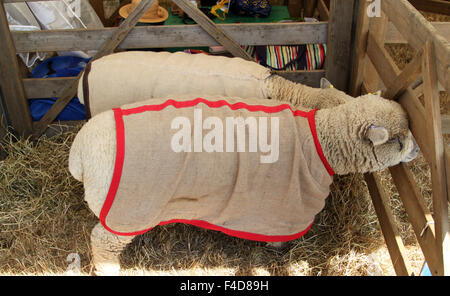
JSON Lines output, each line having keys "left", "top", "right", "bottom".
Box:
{"left": 99, "top": 98, "right": 334, "bottom": 239}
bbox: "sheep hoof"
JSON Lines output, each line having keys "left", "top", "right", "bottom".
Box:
{"left": 94, "top": 262, "right": 121, "bottom": 276}
{"left": 90, "top": 222, "right": 135, "bottom": 276}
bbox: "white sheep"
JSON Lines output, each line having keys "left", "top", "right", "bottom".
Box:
{"left": 69, "top": 93, "right": 419, "bottom": 275}
{"left": 77, "top": 51, "right": 353, "bottom": 117}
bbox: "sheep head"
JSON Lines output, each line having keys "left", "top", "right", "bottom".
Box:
{"left": 315, "top": 93, "right": 419, "bottom": 175}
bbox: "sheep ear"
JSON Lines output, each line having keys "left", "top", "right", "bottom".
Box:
{"left": 366, "top": 125, "right": 389, "bottom": 146}
{"left": 320, "top": 78, "right": 333, "bottom": 89}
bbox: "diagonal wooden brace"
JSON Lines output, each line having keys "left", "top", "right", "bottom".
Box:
{"left": 383, "top": 48, "right": 423, "bottom": 100}
{"left": 32, "top": 0, "right": 157, "bottom": 139}
{"left": 172, "top": 0, "right": 253, "bottom": 61}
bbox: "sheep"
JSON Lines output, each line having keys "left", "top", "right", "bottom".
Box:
{"left": 69, "top": 93, "right": 419, "bottom": 275}
{"left": 77, "top": 51, "right": 353, "bottom": 117}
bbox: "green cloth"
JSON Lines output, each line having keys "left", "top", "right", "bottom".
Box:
{"left": 164, "top": 6, "right": 291, "bottom": 52}
{"left": 165, "top": 5, "right": 291, "bottom": 25}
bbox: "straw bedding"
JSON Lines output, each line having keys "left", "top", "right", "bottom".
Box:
{"left": 0, "top": 123, "right": 433, "bottom": 276}
{"left": 0, "top": 11, "right": 448, "bottom": 276}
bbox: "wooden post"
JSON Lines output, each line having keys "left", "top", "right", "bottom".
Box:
{"left": 349, "top": 0, "right": 370, "bottom": 96}
{"left": 0, "top": 3, "right": 33, "bottom": 138}
{"left": 325, "top": 0, "right": 356, "bottom": 91}
{"left": 288, "top": 0, "right": 304, "bottom": 18}
{"left": 305, "top": 0, "right": 318, "bottom": 17}
{"left": 89, "top": 0, "right": 107, "bottom": 25}
{"left": 365, "top": 173, "right": 413, "bottom": 276}
{"left": 363, "top": 12, "right": 388, "bottom": 93}
{"left": 317, "top": 0, "right": 329, "bottom": 21}
{"left": 32, "top": 0, "right": 158, "bottom": 138}
{"left": 422, "top": 41, "right": 450, "bottom": 275}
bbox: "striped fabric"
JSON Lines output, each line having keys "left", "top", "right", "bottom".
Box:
{"left": 243, "top": 44, "right": 327, "bottom": 71}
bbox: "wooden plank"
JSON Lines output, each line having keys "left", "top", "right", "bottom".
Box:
{"left": 287, "top": 0, "right": 304, "bottom": 18}
{"left": 317, "top": 0, "right": 329, "bottom": 21}
{"left": 32, "top": 120, "right": 84, "bottom": 139}
{"left": 397, "top": 91, "right": 433, "bottom": 163}
{"left": 0, "top": 3, "right": 33, "bottom": 137}
{"left": 383, "top": 48, "right": 423, "bottom": 100}
{"left": 366, "top": 32, "right": 433, "bottom": 164}
{"left": 386, "top": 22, "right": 450, "bottom": 44}
{"left": 422, "top": 41, "right": 450, "bottom": 276}
{"left": 389, "top": 164, "right": 442, "bottom": 275}
{"left": 22, "top": 71, "right": 326, "bottom": 99}
{"left": 381, "top": 0, "right": 450, "bottom": 93}
{"left": 172, "top": 0, "right": 252, "bottom": 60}
{"left": 89, "top": 0, "right": 106, "bottom": 26}
{"left": 363, "top": 12, "right": 388, "bottom": 93}
{"left": 261, "top": 70, "right": 325, "bottom": 87}
{"left": 349, "top": 0, "right": 370, "bottom": 97}
{"left": 364, "top": 173, "right": 413, "bottom": 276}
{"left": 408, "top": 0, "right": 450, "bottom": 15}
{"left": 32, "top": 0, "right": 157, "bottom": 138}
{"left": 12, "top": 22, "right": 329, "bottom": 53}
{"left": 446, "top": 147, "right": 450, "bottom": 202}
{"left": 305, "top": 0, "right": 318, "bottom": 17}
{"left": 23, "top": 77, "right": 78, "bottom": 99}
{"left": 442, "top": 115, "right": 450, "bottom": 134}
{"left": 325, "top": 0, "right": 355, "bottom": 91}
{"left": 0, "top": 112, "right": 7, "bottom": 160}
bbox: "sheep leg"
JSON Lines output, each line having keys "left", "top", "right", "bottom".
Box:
{"left": 90, "top": 222, "right": 135, "bottom": 276}
{"left": 266, "top": 241, "right": 288, "bottom": 250}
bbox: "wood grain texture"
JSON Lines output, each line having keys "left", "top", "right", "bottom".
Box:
{"left": 363, "top": 12, "right": 388, "bottom": 93}
{"left": 22, "top": 71, "right": 326, "bottom": 99}
{"left": 442, "top": 115, "right": 450, "bottom": 134}
{"left": 317, "top": 0, "right": 329, "bottom": 21}
{"left": 305, "top": 0, "right": 318, "bottom": 17}
{"left": 422, "top": 41, "right": 450, "bottom": 275}
{"left": 381, "top": 0, "right": 450, "bottom": 93}
{"left": 389, "top": 164, "right": 441, "bottom": 275}
{"left": 364, "top": 172, "right": 413, "bottom": 276}
{"left": 276, "top": 70, "right": 325, "bottom": 88}
{"left": 408, "top": 0, "right": 450, "bottom": 15}
{"left": 12, "top": 22, "right": 328, "bottom": 53}
{"left": 386, "top": 22, "right": 450, "bottom": 44}
{"left": 349, "top": 0, "right": 370, "bottom": 96}
{"left": 366, "top": 32, "right": 432, "bottom": 163}
{"left": 383, "top": 48, "right": 423, "bottom": 100}
{"left": 0, "top": 4, "right": 32, "bottom": 137}
{"left": 325, "top": 0, "right": 355, "bottom": 91}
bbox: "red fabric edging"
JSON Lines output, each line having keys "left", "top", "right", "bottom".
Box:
{"left": 99, "top": 98, "right": 334, "bottom": 239}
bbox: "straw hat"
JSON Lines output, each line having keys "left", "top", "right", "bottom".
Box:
{"left": 119, "top": 0, "right": 169, "bottom": 23}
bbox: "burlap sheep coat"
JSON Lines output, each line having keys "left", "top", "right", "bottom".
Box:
{"left": 79, "top": 51, "right": 270, "bottom": 117}
{"left": 98, "top": 96, "right": 334, "bottom": 242}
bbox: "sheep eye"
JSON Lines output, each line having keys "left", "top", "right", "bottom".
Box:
{"left": 388, "top": 136, "right": 403, "bottom": 151}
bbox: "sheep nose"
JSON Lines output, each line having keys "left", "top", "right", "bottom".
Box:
{"left": 402, "top": 135, "right": 419, "bottom": 163}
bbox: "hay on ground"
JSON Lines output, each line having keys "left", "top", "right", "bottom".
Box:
{"left": 0, "top": 123, "right": 429, "bottom": 276}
